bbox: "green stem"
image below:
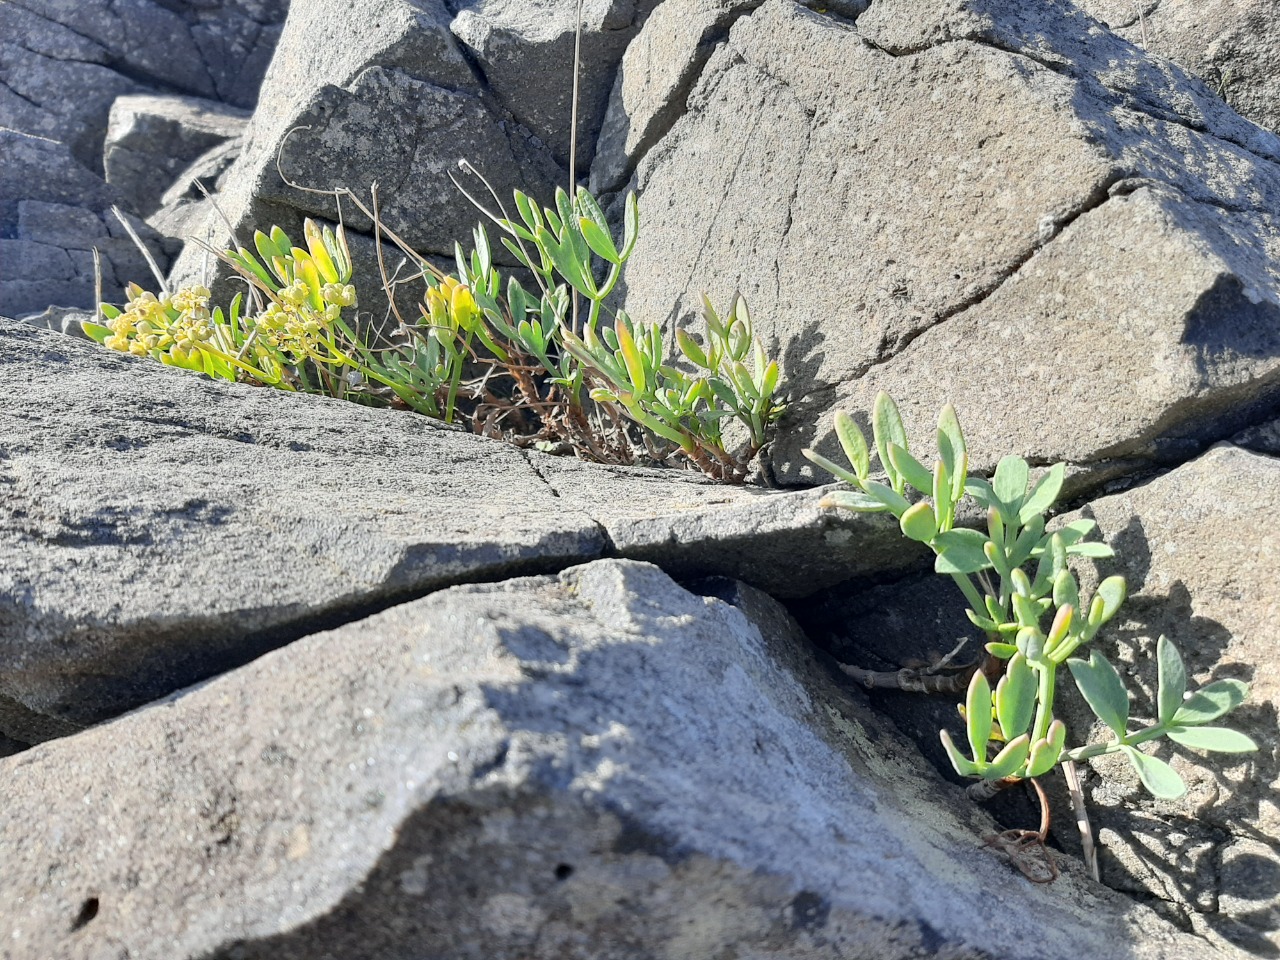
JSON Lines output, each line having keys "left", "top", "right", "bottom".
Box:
{"left": 1031, "top": 661, "right": 1056, "bottom": 744}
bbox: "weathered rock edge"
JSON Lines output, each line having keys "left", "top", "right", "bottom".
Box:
{"left": 0, "top": 321, "right": 917, "bottom": 742}
{"left": 0, "top": 560, "right": 1219, "bottom": 959}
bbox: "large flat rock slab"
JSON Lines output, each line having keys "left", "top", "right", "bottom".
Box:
{"left": 614, "top": 0, "right": 1280, "bottom": 489}
{"left": 0, "top": 560, "right": 1219, "bottom": 959}
{"left": 0, "top": 322, "right": 908, "bottom": 742}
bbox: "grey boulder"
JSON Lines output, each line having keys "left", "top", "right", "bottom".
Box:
{"left": 104, "top": 95, "right": 250, "bottom": 217}
{"left": 0, "top": 0, "right": 286, "bottom": 315}
{"left": 0, "top": 321, "right": 911, "bottom": 743}
{"left": 0, "top": 559, "right": 1221, "bottom": 959}
{"left": 614, "top": 0, "right": 1280, "bottom": 492}
{"left": 1078, "top": 0, "right": 1280, "bottom": 137}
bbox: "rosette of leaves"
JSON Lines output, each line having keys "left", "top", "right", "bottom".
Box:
{"left": 482, "top": 186, "right": 783, "bottom": 481}
{"left": 804, "top": 394, "right": 1255, "bottom": 800}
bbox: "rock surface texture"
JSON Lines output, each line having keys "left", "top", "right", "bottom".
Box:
{"left": 6, "top": 0, "right": 1280, "bottom": 954}
{"left": 608, "top": 0, "right": 1280, "bottom": 492}
{"left": 0, "top": 0, "right": 288, "bottom": 317}
{"left": 1079, "top": 0, "right": 1280, "bottom": 136}
{"left": 0, "top": 321, "right": 909, "bottom": 744}
{"left": 166, "top": 0, "right": 658, "bottom": 307}
{"left": 0, "top": 560, "right": 1220, "bottom": 959}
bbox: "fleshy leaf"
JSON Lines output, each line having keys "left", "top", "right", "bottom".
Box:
{"left": 1173, "top": 679, "right": 1249, "bottom": 725}
{"left": 1121, "top": 746, "right": 1186, "bottom": 799}
{"left": 834, "top": 411, "right": 871, "bottom": 481}
{"left": 940, "top": 729, "right": 981, "bottom": 777}
{"left": 1156, "top": 636, "right": 1188, "bottom": 725}
{"left": 1018, "top": 463, "right": 1065, "bottom": 524}
{"left": 900, "top": 501, "right": 939, "bottom": 542}
{"left": 873, "top": 392, "right": 908, "bottom": 491}
{"left": 933, "top": 529, "right": 994, "bottom": 575}
{"left": 995, "top": 653, "right": 1036, "bottom": 741}
{"left": 1166, "top": 726, "right": 1257, "bottom": 753}
{"left": 888, "top": 443, "right": 933, "bottom": 496}
{"left": 992, "top": 456, "right": 1030, "bottom": 514}
{"left": 966, "top": 669, "right": 993, "bottom": 762}
{"left": 984, "top": 734, "right": 1031, "bottom": 780}
{"left": 1068, "top": 651, "right": 1130, "bottom": 738}
{"left": 820, "top": 489, "right": 890, "bottom": 513}
{"left": 1026, "top": 720, "right": 1067, "bottom": 777}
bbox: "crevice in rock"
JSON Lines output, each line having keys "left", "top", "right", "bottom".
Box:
{"left": 854, "top": 23, "right": 1280, "bottom": 170}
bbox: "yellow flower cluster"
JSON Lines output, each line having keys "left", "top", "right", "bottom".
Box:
{"left": 103, "top": 285, "right": 216, "bottom": 364}
{"left": 252, "top": 280, "right": 356, "bottom": 360}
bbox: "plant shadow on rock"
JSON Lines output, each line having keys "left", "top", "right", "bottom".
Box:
{"left": 791, "top": 502, "right": 1276, "bottom": 948}
{"left": 1067, "top": 512, "right": 1280, "bottom": 954}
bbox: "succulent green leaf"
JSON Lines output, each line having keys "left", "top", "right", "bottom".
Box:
{"left": 966, "top": 669, "right": 993, "bottom": 762}
{"left": 985, "top": 642, "right": 1019, "bottom": 659}
{"left": 1090, "top": 576, "right": 1127, "bottom": 629}
{"left": 992, "top": 456, "right": 1030, "bottom": 514}
{"left": 81, "top": 319, "right": 112, "bottom": 344}
{"left": 578, "top": 216, "right": 621, "bottom": 264}
{"left": 821, "top": 489, "right": 891, "bottom": 513}
{"left": 1026, "top": 720, "right": 1067, "bottom": 777}
{"left": 938, "top": 404, "right": 967, "bottom": 501}
{"left": 1015, "top": 626, "right": 1045, "bottom": 662}
{"left": 1156, "top": 636, "right": 1188, "bottom": 725}
{"left": 1069, "top": 651, "right": 1130, "bottom": 738}
{"left": 1166, "top": 726, "right": 1258, "bottom": 753}
{"left": 965, "top": 476, "right": 996, "bottom": 508}
{"left": 984, "top": 734, "right": 1032, "bottom": 780}
{"left": 1008, "top": 514, "right": 1045, "bottom": 570}
{"left": 1018, "top": 463, "right": 1066, "bottom": 524}
{"left": 1173, "top": 679, "right": 1249, "bottom": 726}
{"left": 983, "top": 539, "right": 1012, "bottom": 579}
{"left": 933, "top": 458, "right": 954, "bottom": 532}
{"left": 1121, "top": 746, "right": 1186, "bottom": 799}
{"left": 863, "top": 481, "right": 911, "bottom": 516}
{"left": 1053, "top": 570, "right": 1081, "bottom": 615}
{"left": 803, "top": 449, "right": 865, "bottom": 488}
{"left": 834, "top": 412, "right": 871, "bottom": 481}
{"left": 888, "top": 443, "right": 933, "bottom": 495}
{"left": 677, "top": 328, "right": 709, "bottom": 369}
{"left": 1045, "top": 604, "right": 1074, "bottom": 655}
{"left": 996, "top": 653, "right": 1036, "bottom": 741}
{"left": 939, "top": 729, "right": 981, "bottom": 778}
{"left": 1012, "top": 593, "right": 1042, "bottom": 630}
{"left": 933, "top": 529, "right": 994, "bottom": 575}
{"left": 620, "top": 192, "right": 639, "bottom": 261}
{"left": 900, "top": 501, "right": 939, "bottom": 542}
{"left": 1067, "top": 541, "right": 1116, "bottom": 559}
{"left": 873, "top": 392, "right": 908, "bottom": 491}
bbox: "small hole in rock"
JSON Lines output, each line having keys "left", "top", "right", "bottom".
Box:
{"left": 71, "top": 897, "right": 99, "bottom": 932}
{"left": 554, "top": 863, "right": 574, "bottom": 880}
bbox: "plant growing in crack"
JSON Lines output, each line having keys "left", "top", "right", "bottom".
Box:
{"left": 805, "top": 393, "right": 1257, "bottom": 881}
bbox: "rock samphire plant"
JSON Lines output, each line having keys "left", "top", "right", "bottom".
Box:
{"left": 88, "top": 188, "right": 784, "bottom": 484}
{"left": 805, "top": 394, "right": 1256, "bottom": 878}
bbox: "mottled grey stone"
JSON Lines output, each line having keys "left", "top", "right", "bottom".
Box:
{"left": 614, "top": 0, "right": 1280, "bottom": 492}
{"left": 1078, "top": 0, "right": 1280, "bottom": 137}
{"left": 0, "top": 559, "right": 1221, "bottom": 959}
{"left": 0, "top": 321, "right": 912, "bottom": 742}
{"left": 104, "top": 95, "right": 249, "bottom": 216}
